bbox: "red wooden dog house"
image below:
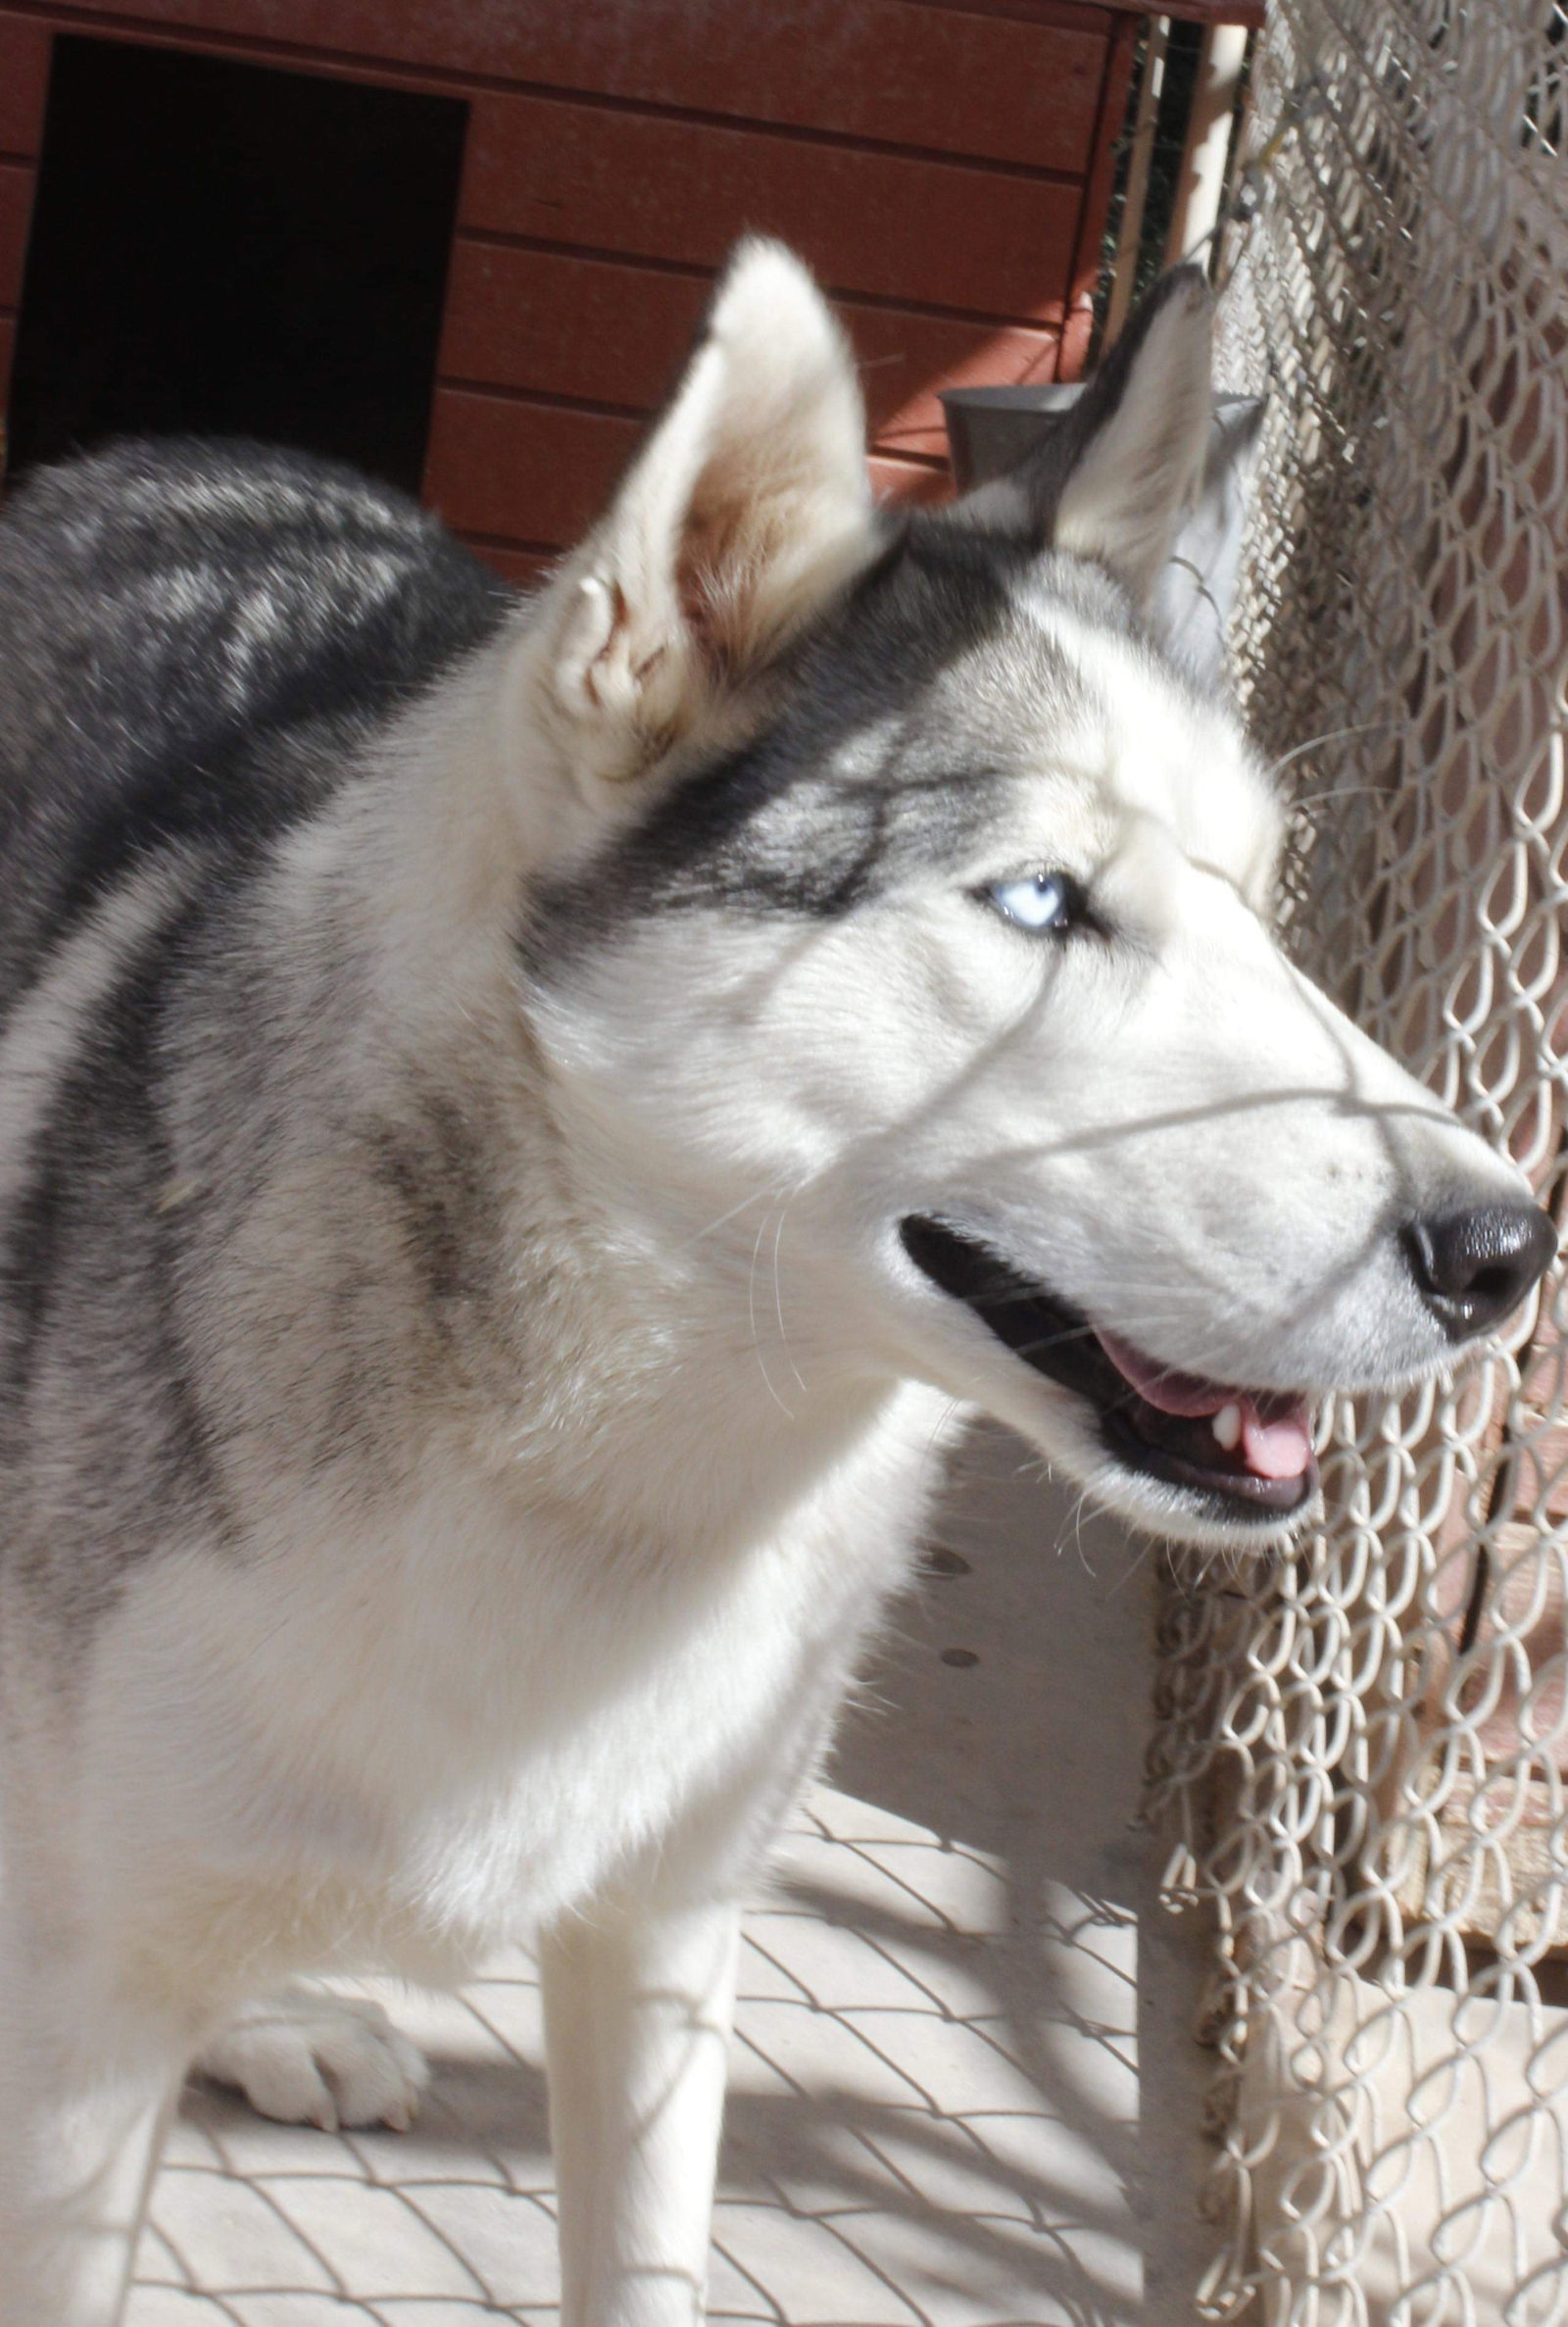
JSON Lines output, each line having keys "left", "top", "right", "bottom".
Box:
{"left": 0, "top": 0, "right": 1250, "bottom": 584}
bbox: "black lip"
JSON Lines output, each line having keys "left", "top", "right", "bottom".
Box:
{"left": 899, "top": 1214, "right": 1316, "bottom": 1526}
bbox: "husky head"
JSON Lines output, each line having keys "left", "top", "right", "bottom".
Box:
{"left": 513, "top": 240, "right": 1554, "bottom": 1549}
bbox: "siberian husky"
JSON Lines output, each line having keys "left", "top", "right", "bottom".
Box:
{"left": 0, "top": 243, "right": 1552, "bottom": 2325}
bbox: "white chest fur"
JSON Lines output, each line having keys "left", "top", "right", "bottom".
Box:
{"left": 83, "top": 1381, "right": 953, "bottom": 1989}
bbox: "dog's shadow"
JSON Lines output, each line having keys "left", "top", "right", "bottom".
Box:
{"left": 137, "top": 1425, "right": 1197, "bottom": 2327}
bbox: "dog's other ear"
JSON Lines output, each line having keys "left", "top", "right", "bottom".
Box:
{"left": 548, "top": 239, "right": 870, "bottom": 783}
{"left": 964, "top": 268, "right": 1214, "bottom": 608}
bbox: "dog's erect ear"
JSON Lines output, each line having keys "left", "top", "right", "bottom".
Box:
{"left": 548, "top": 239, "right": 871, "bottom": 783}
{"left": 964, "top": 268, "right": 1214, "bottom": 608}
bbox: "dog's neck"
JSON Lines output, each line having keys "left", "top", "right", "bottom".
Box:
{"left": 266, "top": 643, "right": 952, "bottom": 1572}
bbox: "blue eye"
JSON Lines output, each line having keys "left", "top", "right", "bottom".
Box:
{"left": 982, "top": 871, "right": 1087, "bottom": 934}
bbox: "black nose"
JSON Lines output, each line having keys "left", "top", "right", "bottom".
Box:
{"left": 1404, "top": 1203, "right": 1558, "bottom": 1340}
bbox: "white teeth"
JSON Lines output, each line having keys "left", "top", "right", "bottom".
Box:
{"left": 1211, "top": 1404, "right": 1244, "bottom": 1452}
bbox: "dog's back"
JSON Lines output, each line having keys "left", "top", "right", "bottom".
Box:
{"left": 0, "top": 441, "right": 512, "bottom": 1626}
{"left": 0, "top": 437, "right": 508, "bottom": 1008}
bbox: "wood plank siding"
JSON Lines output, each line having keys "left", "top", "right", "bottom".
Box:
{"left": 0, "top": 0, "right": 1145, "bottom": 579}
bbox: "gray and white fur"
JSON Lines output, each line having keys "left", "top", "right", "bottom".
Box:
{"left": 0, "top": 244, "right": 1551, "bottom": 2325}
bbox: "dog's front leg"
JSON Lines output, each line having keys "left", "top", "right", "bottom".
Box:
{"left": 0, "top": 1965, "right": 186, "bottom": 2327}
{"left": 541, "top": 1898, "right": 740, "bottom": 2327}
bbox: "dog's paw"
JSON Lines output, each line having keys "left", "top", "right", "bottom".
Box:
{"left": 194, "top": 1985, "right": 429, "bottom": 2132}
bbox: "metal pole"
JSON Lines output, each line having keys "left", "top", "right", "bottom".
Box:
{"left": 1163, "top": 23, "right": 1250, "bottom": 271}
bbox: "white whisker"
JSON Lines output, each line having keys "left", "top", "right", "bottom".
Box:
{"left": 1266, "top": 717, "right": 1402, "bottom": 785}
{"left": 747, "top": 1213, "right": 795, "bottom": 1419}
{"left": 771, "top": 1200, "right": 808, "bottom": 1396}
{"left": 678, "top": 1184, "right": 779, "bottom": 1253}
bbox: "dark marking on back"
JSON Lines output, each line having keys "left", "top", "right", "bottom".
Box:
{"left": 362, "top": 1093, "right": 497, "bottom": 1328}
{"left": 0, "top": 878, "right": 231, "bottom": 1536}
{"left": 0, "top": 436, "right": 514, "bottom": 1021}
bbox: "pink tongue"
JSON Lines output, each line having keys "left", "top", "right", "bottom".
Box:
{"left": 1240, "top": 1403, "right": 1314, "bottom": 1479}
{"left": 1097, "top": 1328, "right": 1233, "bottom": 1416}
{"left": 1097, "top": 1328, "right": 1313, "bottom": 1481}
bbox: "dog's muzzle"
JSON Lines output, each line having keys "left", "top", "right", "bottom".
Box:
{"left": 900, "top": 1214, "right": 1315, "bottom": 1525}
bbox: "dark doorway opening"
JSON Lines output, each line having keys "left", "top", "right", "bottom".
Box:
{"left": 8, "top": 36, "right": 468, "bottom": 492}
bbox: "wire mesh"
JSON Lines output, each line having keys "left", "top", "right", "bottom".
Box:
{"left": 1149, "top": 3, "right": 1568, "bottom": 2319}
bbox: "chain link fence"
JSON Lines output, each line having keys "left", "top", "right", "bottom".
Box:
{"left": 1148, "top": 2, "right": 1568, "bottom": 2317}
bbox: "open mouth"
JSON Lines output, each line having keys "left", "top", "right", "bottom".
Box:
{"left": 900, "top": 1215, "right": 1318, "bottom": 1523}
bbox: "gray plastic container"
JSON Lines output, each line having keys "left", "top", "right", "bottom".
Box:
{"left": 938, "top": 382, "right": 1086, "bottom": 494}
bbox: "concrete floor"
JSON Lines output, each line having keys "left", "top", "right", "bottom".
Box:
{"left": 126, "top": 1427, "right": 1218, "bottom": 2326}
